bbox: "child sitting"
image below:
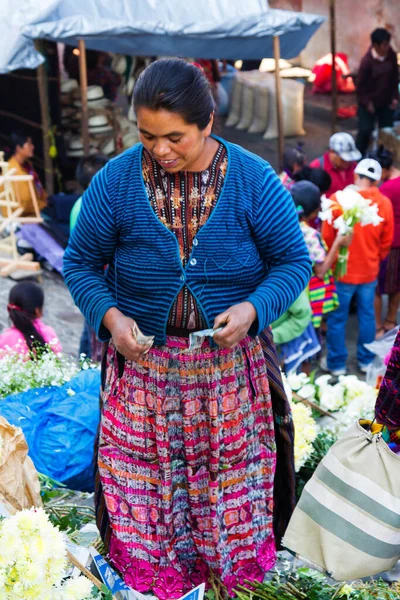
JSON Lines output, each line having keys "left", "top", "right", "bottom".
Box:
{"left": 0, "top": 282, "right": 61, "bottom": 356}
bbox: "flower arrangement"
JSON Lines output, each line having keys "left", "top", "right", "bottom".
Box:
{"left": 0, "top": 344, "right": 95, "bottom": 399}
{"left": 290, "top": 401, "right": 319, "bottom": 472}
{"left": 319, "top": 189, "right": 383, "bottom": 277}
{"left": 0, "top": 507, "right": 97, "bottom": 600}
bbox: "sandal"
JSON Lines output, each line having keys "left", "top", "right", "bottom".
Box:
{"left": 383, "top": 319, "right": 397, "bottom": 332}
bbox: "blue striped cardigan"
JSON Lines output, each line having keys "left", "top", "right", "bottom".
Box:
{"left": 63, "top": 136, "right": 312, "bottom": 345}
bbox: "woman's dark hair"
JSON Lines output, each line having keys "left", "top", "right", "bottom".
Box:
{"left": 371, "top": 28, "right": 391, "bottom": 45}
{"left": 7, "top": 282, "right": 47, "bottom": 353}
{"left": 283, "top": 146, "right": 306, "bottom": 176}
{"left": 294, "top": 166, "right": 332, "bottom": 194}
{"left": 367, "top": 145, "right": 393, "bottom": 170}
{"left": 290, "top": 181, "right": 321, "bottom": 218}
{"left": 5, "top": 132, "right": 29, "bottom": 160}
{"left": 76, "top": 153, "right": 109, "bottom": 190}
{"left": 133, "top": 58, "right": 216, "bottom": 130}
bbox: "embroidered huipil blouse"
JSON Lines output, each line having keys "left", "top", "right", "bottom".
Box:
{"left": 142, "top": 143, "right": 227, "bottom": 331}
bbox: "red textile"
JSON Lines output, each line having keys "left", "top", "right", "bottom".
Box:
{"left": 312, "top": 53, "right": 356, "bottom": 94}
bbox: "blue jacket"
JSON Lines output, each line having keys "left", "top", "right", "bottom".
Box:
{"left": 63, "top": 137, "right": 312, "bottom": 345}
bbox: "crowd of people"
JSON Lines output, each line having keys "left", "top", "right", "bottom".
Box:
{"left": 275, "top": 131, "right": 398, "bottom": 375}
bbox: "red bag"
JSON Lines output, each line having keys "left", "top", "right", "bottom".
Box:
{"left": 312, "top": 53, "right": 355, "bottom": 94}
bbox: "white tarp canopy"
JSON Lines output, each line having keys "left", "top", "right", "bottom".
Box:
{"left": 1, "top": 0, "right": 325, "bottom": 73}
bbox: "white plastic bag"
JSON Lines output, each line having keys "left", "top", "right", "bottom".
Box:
{"left": 364, "top": 326, "right": 400, "bottom": 387}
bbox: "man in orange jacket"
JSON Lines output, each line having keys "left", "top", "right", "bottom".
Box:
{"left": 321, "top": 158, "right": 394, "bottom": 375}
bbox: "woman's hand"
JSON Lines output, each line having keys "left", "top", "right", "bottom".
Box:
{"left": 337, "top": 232, "right": 353, "bottom": 248}
{"left": 103, "top": 308, "right": 152, "bottom": 361}
{"left": 213, "top": 301, "right": 257, "bottom": 349}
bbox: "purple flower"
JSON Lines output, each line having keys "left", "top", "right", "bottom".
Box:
{"left": 223, "top": 574, "right": 238, "bottom": 595}
{"left": 124, "top": 559, "right": 156, "bottom": 592}
{"left": 153, "top": 566, "right": 185, "bottom": 600}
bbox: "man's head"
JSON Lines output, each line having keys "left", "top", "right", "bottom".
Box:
{"left": 75, "top": 153, "right": 109, "bottom": 190}
{"left": 354, "top": 158, "right": 382, "bottom": 188}
{"left": 371, "top": 28, "right": 391, "bottom": 58}
{"left": 329, "top": 132, "right": 361, "bottom": 169}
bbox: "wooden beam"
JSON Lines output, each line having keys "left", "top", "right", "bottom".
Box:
{"left": 330, "top": 0, "right": 338, "bottom": 134}
{"left": 273, "top": 36, "right": 284, "bottom": 171}
{"left": 78, "top": 39, "right": 90, "bottom": 157}
{"left": 35, "top": 40, "right": 54, "bottom": 195}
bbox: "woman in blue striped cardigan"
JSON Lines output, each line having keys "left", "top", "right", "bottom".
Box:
{"left": 63, "top": 59, "right": 311, "bottom": 596}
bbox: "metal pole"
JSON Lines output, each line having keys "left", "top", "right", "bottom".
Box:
{"left": 35, "top": 40, "right": 54, "bottom": 195}
{"left": 330, "top": 0, "right": 338, "bottom": 134}
{"left": 273, "top": 36, "right": 284, "bottom": 171}
{"left": 78, "top": 39, "right": 90, "bottom": 156}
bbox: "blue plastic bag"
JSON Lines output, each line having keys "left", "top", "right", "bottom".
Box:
{"left": 0, "top": 369, "right": 101, "bottom": 491}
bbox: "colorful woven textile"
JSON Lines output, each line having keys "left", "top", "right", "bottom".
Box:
{"left": 308, "top": 274, "right": 339, "bottom": 328}
{"left": 300, "top": 221, "right": 338, "bottom": 328}
{"left": 375, "top": 330, "right": 400, "bottom": 428}
{"left": 98, "top": 336, "right": 276, "bottom": 595}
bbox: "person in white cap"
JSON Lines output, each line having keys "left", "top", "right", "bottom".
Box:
{"left": 321, "top": 158, "right": 394, "bottom": 375}
{"left": 310, "top": 132, "right": 362, "bottom": 198}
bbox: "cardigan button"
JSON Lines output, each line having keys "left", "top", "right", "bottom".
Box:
{"left": 180, "top": 274, "right": 185, "bottom": 282}
{"left": 193, "top": 238, "right": 199, "bottom": 246}
{"left": 189, "top": 258, "right": 197, "bottom": 266}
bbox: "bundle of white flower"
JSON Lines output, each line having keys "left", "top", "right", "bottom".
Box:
{"left": 282, "top": 373, "right": 319, "bottom": 472}
{"left": 319, "top": 189, "right": 383, "bottom": 277}
{"left": 316, "top": 374, "right": 378, "bottom": 419}
{"left": 0, "top": 345, "right": 86, "bottom": 399}
{"left": 322, "top": 375, "right": 378, "bottom": 437}
{"left": 0, "top": 508, "right": 94, "bottom": 600}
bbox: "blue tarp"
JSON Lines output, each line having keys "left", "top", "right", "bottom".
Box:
{"left": 1, "top": 0, "right": 325, "bottom": 73}
{"left": 0, "top": 369, "right": 101, "bottom": 491}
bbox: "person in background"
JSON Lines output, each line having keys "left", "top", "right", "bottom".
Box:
{"left": 280, "top": 146, "right": 306, "bottom": 189}
{"left": 271, "top": 290, "right": 320, "bottom": 375}
{"left": 70, "top": 154, "right": 109, "bottom": 359}
{"left": 368, "top": 146, "right": 400, "bottom": 336}
{"left": 356, "top": 28, "right": 399, "bottom": 157}
{"left": 0, "top": 282, "right": 61, "bottom": 357}
{"left": 2, "top": 132, "right": 48, "bottom": 216}
{"left": 322, "top": 158, "right": 394, "bottom": 376}
{"left": 310, "top": 132, "right": 361, "bottom": 198}
{"left": 293, "top": 166, "right": 332, "bottom": 196}
{"left": 290, "top": 181, "right": 351, "bottom": 334}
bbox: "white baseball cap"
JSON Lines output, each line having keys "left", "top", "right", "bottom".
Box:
{"left": 329, "top": 132, "right": 362, "bottom": 162}
{"left": 354, "top": 158, "right": 382, "bottom": 182}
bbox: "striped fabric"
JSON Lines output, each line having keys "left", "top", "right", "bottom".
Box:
{"left": 283, "top": 420, "right": 400, "bottom": 580}
{"left": 63, "top": 136, "right": 312, "bottom": 346}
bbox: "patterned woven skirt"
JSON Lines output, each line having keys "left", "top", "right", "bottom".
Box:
{"left": 98, "top": 336, "right": 276, "bottom": 598}
{"left": 378, "top": 247, "right": 400, "bottom": 295}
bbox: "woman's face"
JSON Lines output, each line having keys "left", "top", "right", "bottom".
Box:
{"left": 136, "top": 107, "right": 213, "bottom": 173}
{"left": 17, "top": 138, "right": 34, "bottom": 160}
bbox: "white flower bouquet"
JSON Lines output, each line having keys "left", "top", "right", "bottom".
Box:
{"left": 319, "top": 188, "right": 383, "bottom": 277}
{"left": 0, "top": 507, "right": 95, "bottom": 600}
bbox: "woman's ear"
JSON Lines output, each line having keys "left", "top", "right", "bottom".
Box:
{"left": 35, "top": 307, "right": 43, "bottom": 319}
{"left": 204, "top": 112, "right": 214, "bottom": 137}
